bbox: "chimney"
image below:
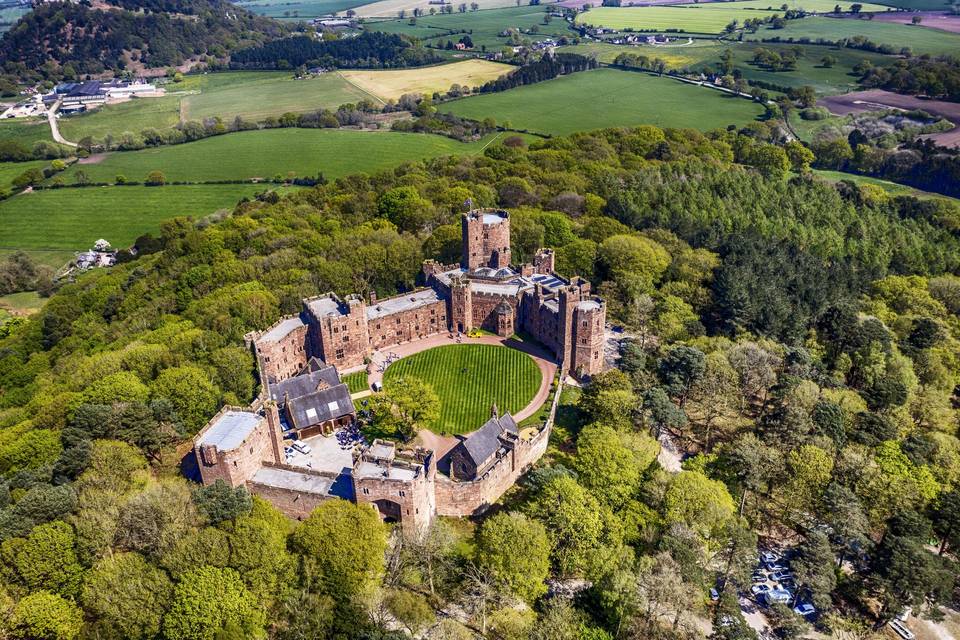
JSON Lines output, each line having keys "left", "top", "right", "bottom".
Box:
{"left": 369, "top": 290, "right": 377, "bottom": 304}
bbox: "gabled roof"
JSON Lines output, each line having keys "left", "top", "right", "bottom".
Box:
{"left": 269, "top": 364, "right": 341, "bottom": 404}
{"left": 460, "top": 413, "right": 518, "bottom": 468}
{"left": 286, "top": 383, "right": 355, "bottom": 430}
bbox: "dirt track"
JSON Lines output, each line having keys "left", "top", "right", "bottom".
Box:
{"left": 820, "top": 90, "right": 960, "bottom": 147}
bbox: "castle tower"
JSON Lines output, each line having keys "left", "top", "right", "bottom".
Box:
{"left": 571, "top": 297, "right": 606, "bottom": 377}
{"left": 533, "top": 248, "right": 555, "bottom": 275}
{"left": 557, "top": 284, "right": 583, "bottom": 371}
{"left": 462, "top": 209, "right": 511, "bottom": 270}
{"left": 450, "top": 276, "right": 473, "bottom": 334}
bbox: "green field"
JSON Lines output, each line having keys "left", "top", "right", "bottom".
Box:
{"left": 748, "top": 16, "right": 960, "bottom": 55}
{"left": 576, "top": 1, "right": 892, "bottom": 34}
{"left": 812, "top": 169, "right": 960, "bottom": 202}
{"left": 442, "top": 68, "right": 765, "bottom": 135}
{"left": 383, "top": 344, "right": 542, "bottom": 435}
{"left": 56, "top": 71, "right": 374, "bottom": 143}
{"left": 561, "top": 40, "right": 891, "bottom": 95}
{"left": 0, "top": 160, "right": 50, "bottom": 191}
{"left": 235, "top": 0, "right": 367, "bottom": 19}
{"left": 59, "top": 129, "right": 498, "bottom": 184}
{"left": 0, "top": 184, "right": 266, "bottom": 251}
{"left": 343, "top": 371, "right": 370, "bottom": 394}
{"left": 0, "top": 120, "right": 61, "bottom": 149}
{"left": 367, "top": 5, "right": 572, "bottom": 50}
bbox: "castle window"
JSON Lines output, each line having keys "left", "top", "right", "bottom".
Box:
{"left": 362, "top": 487, "right": 370, "bottom": 495}
{"left": 399, "top": 490, "right": 406, "bottom": 497}
{"left": 376, "top": 323, "right": 381, "bottom": 330}
{"left": 333, "top": 326, "right": 339, "bottom": 333}
{"left": 396, "top": 318, "right": 401, "bottom": 325}
{"left": 335, "top": 348, "right": 344, "bottom": 359}
{"left": 343, "top": 336, "right": 349, "bottom": 343}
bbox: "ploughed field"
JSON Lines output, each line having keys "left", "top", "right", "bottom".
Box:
{"left": 441, "top": 68, "right": 765, "bottom": 135}
{"left": 382, "top": 344, "right": 542, "bottom": 435}
{"left": 340, "top": 60, "right": 513, "bottom": 102}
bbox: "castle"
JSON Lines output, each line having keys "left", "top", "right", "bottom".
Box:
{"left": 253, "top": 209, "right": 606, "bottom": 384}
{"left": 190, "top": 209, "right": 605, "bottom": 534}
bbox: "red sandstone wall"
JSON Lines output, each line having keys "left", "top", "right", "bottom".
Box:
{"left": 572, "top": 304, "right": 606, "bottom": 376}
{"left": 367, "top": 299, "right": 447, "bottom": 351}
{"left": 471, "top": 293, "right": 516, "bottom": 333}
{"left": 257, "top": 322, "right": 309, "bottom": 384}
{"left": 195, "top": 411, "right": 277, "bottom": 488}
{"left": 354, "top": 472, "right": 435, "bottom": 533}
{"left": 316, "top": 299, "right": 370, "bottom": 369}
{"left": 247, "top": 480, "right": 334, "bottom": 520}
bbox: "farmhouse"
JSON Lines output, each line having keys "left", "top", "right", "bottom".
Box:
{"left": 191, "top": 208, "right": 599, "bottom": 533}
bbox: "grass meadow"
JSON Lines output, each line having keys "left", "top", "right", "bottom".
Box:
{"left": 234, "top": 0, "right": 368, "bottom": 19}
{"left": 343, "top": 371, "right": 370, "bottom": 394}
{"left": 576, "top": 1, "right": 891, "bottom": 34}
{"left": 0, "top": 184, "right": 266, "bottom": 251}
{"left": 747, "top": 16, "right": 960, "bottom": 55}
{"left": 442, "top": 68, "right": 765, "bottom": 135}
{"left": 59, "top": 129, "right": 498, "bottom": 184}
{"left": 341, "top": 60, "right": 512, "bottom": 101}
{"left": 383, "top": 344, "right": 542, "bottom": 435}
{"left": 0, "top": 120, "right": 62, "bottom": 150}
{"left": 0, "top": 160, "right": 50, "bottom": 191}
{"left": 354, "top": 0, "right": 527, "bottom": 18}
{"left": 560, "top": 41, "right": 891, "bottom": 95}
{"left": 367, "top": 5, "right": 572, "bottom": 49}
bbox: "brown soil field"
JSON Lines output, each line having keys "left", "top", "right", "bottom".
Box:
{"left": 820, "top": 89, "right": 960, "bottom": 147}
{"left": 872, "top": 11, "right": 960, "bottom": 34}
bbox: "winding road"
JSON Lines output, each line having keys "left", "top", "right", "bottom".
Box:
{"left": 46, "top": 100, "right": 77, "bottom": 147}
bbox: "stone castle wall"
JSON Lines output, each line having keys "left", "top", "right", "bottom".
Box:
{"left": 471, "top": 292, "right": 516, "bottom": 333}
{"left": 354, "top": 466, "right": 436, "bottom": 534}
{"left": 312, "top": 297, "right": 370, "bottom": 370}
{"left": 195, "top": 406, "right": 282, "bottom": 488}
{"left": 246, "top": 462, "right": 341, "bottom": 520}
{"left": 435, "top": 425, "right": 551, "bottom": 517}
{"left": 571, "top": 302, "right": 606, "bottom": 377}
{"left": 368, "top": 299, "right": 447, "bottom": 351}
{"left": 253, "top": 320, "right": 309, "bottom": 385}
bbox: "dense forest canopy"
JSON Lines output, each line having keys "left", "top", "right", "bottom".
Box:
{"left": 0, "top": 0, "right": 287, "bottom": 82}
{"left": 0, "top": 125, "right": 959, "bottom": 639}
{"left": 229, "top": 32, "right": 442, "bottom": 70}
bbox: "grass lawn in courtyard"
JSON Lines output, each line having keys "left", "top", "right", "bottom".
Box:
{"left": 341, "top": 60, "right": 513, "bottom": 102}
{"left": 59, "top": 128, "right": 499, "bottom": 184}
{"left": 0, "top": 184, "right": 267, "bottom": 251}
{"left": 343, "top": 371, "right": 370, "bottom": 394}
{"left": 441, "top": 68, "right": 764, "bottom": 136}
{"left": 383, "top": 343, "right": 542, "bottom": 435}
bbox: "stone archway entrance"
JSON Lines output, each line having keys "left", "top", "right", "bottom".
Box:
{"left": 372, "top": 499, "right": 403, "bottom": 524}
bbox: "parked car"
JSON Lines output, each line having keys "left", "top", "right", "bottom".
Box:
{"left": 760, "top": 551, "right": 779, "bottom": 566}
{"left": 284, "top": 446, "right": 294, "bottom": 457}
{"left": 766, "top": 562, "right": 788, "bottom": 572}
{"left": 760, "top": 588, "right": 792, "bottom": 606}
{"left": 793, "top": 603, "right": 816, "bottom": 618}
{"left": 750, "top": 584, "right": 771, "bottom": 596}
{"left": 887, "top": 620, "right": 915, "bottom": 640}
{"left": 709, "top": 588, "right": 720, "bottom": 601}
{"left": 751, "top": 572, "right": 767, "bottom": 583}
{"left": 779, "top": 577, "right": 796, "bottom": 589}
{"left": 770, "top": 571, "right": 793, "bottom": 582}
{"left": 291, "top": 440, "right": 312, "bottom": 455}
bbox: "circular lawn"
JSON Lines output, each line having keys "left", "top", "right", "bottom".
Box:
{"left": 382, "top": 343, "right": 543, "bottom": 435}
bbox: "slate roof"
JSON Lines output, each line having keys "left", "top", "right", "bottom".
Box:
{"left": 260, "top": 316, "right": 306, "bottom": 343}
{"left": 460, "top": 413, "right": 518, "bottom": 468}
{"left": 366, "top": 289, "right": 442, "bottom": 321}
{"left": 270, "top": 364, "right": 341, "bottom": 402}
{"left": 286, "top": 383, "right": 355, "bottom": 430}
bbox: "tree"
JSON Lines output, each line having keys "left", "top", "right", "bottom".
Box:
{"left": 162, "top": 566, "right": 266, "bottom": 640}
{"left": 12, "top": 167, "right": 44, "bottom": 189}
{"left": 527, "top": 475, "right": 607, "bottom": 576}
{"left": 145, "top": 170, "right": 166, "bottom": 186}
{"left": 930, "top": 486, "right": 960, "bottom": 555}
{"left": 377, "top": 186, "right": 432, "bottom": 232}
{"left": 663, "top": 471, "right": 736, "bottom": 552}
{"left": 631, "top": 552, "right": 699, "bottom": 636}
{"left": 658, "top": 345, "right": 707, "bottom": 407}
{"left": 150, "top": 366, "right": 220, "bottom": 432}
{"left": 3, "top": 520, "right": 84, "bottom": 597}
{"left": 784, "top": 140, "right": 814, "bottom": 173}
{"left": 820, "top": 55, "right": 837, "bottom": 67}
{"left": 598, "top": 234, "right": 670, "bottom": 292}
{"left": 10, "top": 591, "right": 83, "bottom": 640}
{"left": 82, "top": 552, "right": 174, "bottom": 640}
{"left": 476, "top": 512, "right": 551, "bottom": 602}
{"left": 578, "top": 369, "right": 637, "bottom": 428}
{"left": 791, "top": 531, "right": 836, "bottom": 610}
{"left": 193, "top": 480, "right": 253, "bottom": 525}
{"left": 114, "top": 478, "right": 197, "bottom": 557}
{"left": 384, "top": 589, "right": 435, "bottom": 634}
{"left": 369, "top": 377, "right": 440, "bottom": 440}
{"left": 574, "top": 424, "right": 657, "bottom": 508}
{"left": 782, "top": 444, "right": 833, "bottom": 515}
{"left": 289, "top": 500, "right": 387, "bottom": 599}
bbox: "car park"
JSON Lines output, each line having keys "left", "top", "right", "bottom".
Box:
{"left": 291, "top": 440, "right": 312, "bottom": 455}
{"left": 770, "top": 571, "right": 793, "bottom": 582}
{"left": 793, "top": 603, "right": 816, "bottom": 618}
{"left": 751, "top": 572, "right": 767, "bottom": 583}
{"left": 887, "top": 620, "right": 915, "bottom": 640}
{"left": 760, "top": 588, "right": 792, "bottom": 606}
{"left": 779, "top": 577, "right": 796, "bottom": 589}
{"left": 750, "top": 584, "right": 771, "bottom": 596}
{"left": 760, "top": 551, "right": 779, "bottom": 565}
{"left": 766, "top": 563, "right": 788, "bottom": 572}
